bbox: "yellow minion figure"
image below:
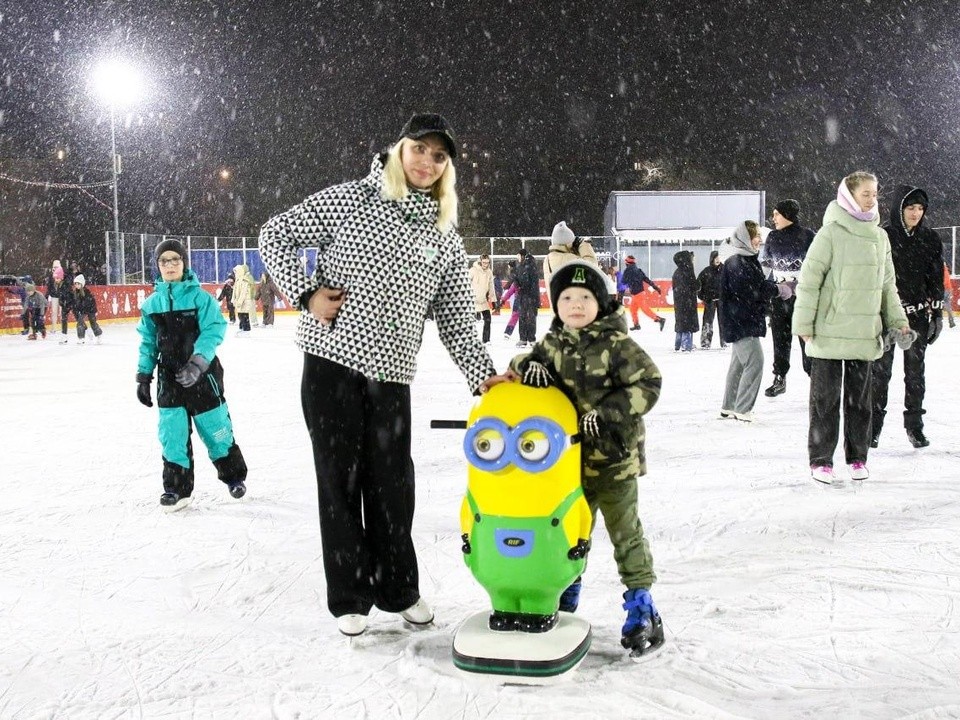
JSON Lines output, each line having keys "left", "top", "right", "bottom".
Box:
{"left": 460, "top": 382, "right": 592, "bottom": 633}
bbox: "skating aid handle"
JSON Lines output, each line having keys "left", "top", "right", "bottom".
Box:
{"left": 430, "top": 420, "right": 467, "bottom": 429}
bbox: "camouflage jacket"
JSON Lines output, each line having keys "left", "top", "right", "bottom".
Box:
{"left": 509, "top": 308, "right": 662, "bottom": 479}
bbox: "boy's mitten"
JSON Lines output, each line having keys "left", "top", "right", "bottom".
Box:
{"left": 579, "top": 409, "right": 601, "bottom": 438}
{"left": 175, "top": 355, "right": 210, "bottom": 388}
{"left": 136, "top": 373, "right": 153, "bottom": 408}
{"left": 521, "top": 360, "right": 552, "bottom": 388}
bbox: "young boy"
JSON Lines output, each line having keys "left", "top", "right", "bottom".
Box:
{"left": 507, "top": 260, "right": 665, "bottom": 657}
{"left": 136, "top": 239, "right": 248, "bottom": 511}
{"left": 22, "top": 283, "right": 48, "bottom": 340}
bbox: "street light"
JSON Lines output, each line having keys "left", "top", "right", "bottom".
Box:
{"left": 92, "top": 61, "right": 142, "bottom": 281}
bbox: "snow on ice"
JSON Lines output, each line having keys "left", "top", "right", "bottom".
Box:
{"left": 2, "top": 313, "right": 958, "bottom": 719}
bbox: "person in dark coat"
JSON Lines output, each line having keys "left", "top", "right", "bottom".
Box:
{"left": 758, "top": 199, "right": 816, "bottom": 397}
{"left": 256, "top": 271, "right": 280, "bottom": 326}
{"left": 719, "top": 222, "right": 785, "bottom": 421}
{"left": 671, "top": 250, "right": 699, "bottom": 352}
{"left": 514, "top": 248, "right": 541, "bottom": 347}
{"left": 70, "top": 274, "right": 103, "bottom": 344}
{"left": 870, "top": 185, "right": 945, "bottom": 449}
{"left": 696, "top": 250, "right": 724, "bottom": 348}
{"left": 217, "top": 272, "right": 236, "bottom": 324}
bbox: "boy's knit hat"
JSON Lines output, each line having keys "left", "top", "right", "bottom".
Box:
{"left": 73, "top": 274, "right": 86, "bottom": 287}
{"left": 774, "top": 199, "right": 800, "bottom": 223}
{"left": 154, "top": 239, "right": 189, "bottom": 268}
{"left": 549, "top": 260, "right": 616, "bottom": 318}
{"left": 624, "top": 255, "right": 636, "bottom": 265}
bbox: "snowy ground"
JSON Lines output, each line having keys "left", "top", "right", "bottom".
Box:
{"left": 2, "top": 311, "right": 959, "bottom": 720}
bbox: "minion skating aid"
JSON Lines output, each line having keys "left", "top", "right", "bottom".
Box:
{"left": 444, "top": 382, "right": 592, "bottom": 681}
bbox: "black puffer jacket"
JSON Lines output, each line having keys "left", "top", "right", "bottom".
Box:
{"left": 883, "top": 185, "right": 944, "bottom": 315}
{"left": 671, "top": 251, "right": 699, "bottom": 332}
{"left": 697, "top": 250, "right": 721, "bottom": 302}
{"left": 719, "top": 223, "right": 779, "bottom": 344}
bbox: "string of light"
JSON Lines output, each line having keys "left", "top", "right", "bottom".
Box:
{"left": 0, "top": 171, "right": 114, "bottom": 189}
{"left": 0, "top": 171, "right": 115, "bottom": 210}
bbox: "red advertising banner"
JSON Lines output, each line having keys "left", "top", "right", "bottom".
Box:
{"left": 0, "top": 280, "right": 720, "bottom": 334}
{"left": 0, "top": 284, "right": 295, "bottom": 334}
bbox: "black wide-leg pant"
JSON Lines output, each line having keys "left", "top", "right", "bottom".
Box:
{"left": 301, "top": 353, "right": 420, "bottom": 618}
{"left": 517, "top": 293, "right": 538, "bottom": 343}
{"left": 808, "top": 358, "right": 872, "bottom": 468}
{"left": 871, "top": 314, "right": 930, "bottom": 435}
{"left": 769, "top": 296, "right": 811, "bottom": 377}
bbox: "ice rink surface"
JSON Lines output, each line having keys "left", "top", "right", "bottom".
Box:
{"left": 2, "top": 311, "right": 958, "bottom": 719}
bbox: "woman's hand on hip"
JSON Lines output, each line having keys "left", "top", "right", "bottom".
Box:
{"left": 308, "top": 287, "right": 346, "bottom": 325}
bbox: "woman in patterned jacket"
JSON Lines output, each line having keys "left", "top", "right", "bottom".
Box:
{"left": 258, "top": 113, "right": 499, "bottom": 638}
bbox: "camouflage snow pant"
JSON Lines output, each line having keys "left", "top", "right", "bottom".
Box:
{"left": 581, "top": 470, "right": 656, "bottom": 590}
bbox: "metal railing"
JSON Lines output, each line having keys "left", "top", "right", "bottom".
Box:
{"left": 105, "top": 227, "right": 960, "bottom": 285}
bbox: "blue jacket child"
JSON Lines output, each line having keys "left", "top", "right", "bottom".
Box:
{"left": 136, "top": 239, "right": 248, "bottom": 511}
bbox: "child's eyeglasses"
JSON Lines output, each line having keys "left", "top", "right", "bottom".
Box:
{"left": 158, "top": 257, "right": 183, "bottom": 267}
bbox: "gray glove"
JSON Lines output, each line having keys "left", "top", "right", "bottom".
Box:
{"left": 579, "top": 409, "right": 601, "bottom": 438}
{"left": 776, "top": 280, "right": 796, "bottom": 300}
{"left": 521, "top": 361, "right": 552, "bottom": 388}
{"left": 883, "top": 328, "right": 918, "bottom": 352}
{"left": 175, "top": 354, "right": 211, "bottom": 388}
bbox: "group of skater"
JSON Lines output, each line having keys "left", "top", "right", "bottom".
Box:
{"left": 710, "top": 176, "right": 947, "bottom": 486}
{"left": 215, "top": 266, "right": 280, "bottom": 333}
{"left": 16, "top": 260, "right": 103, "bottom": 344}
{"left": 129, "top": 111, "right": 952, "bottom": 664}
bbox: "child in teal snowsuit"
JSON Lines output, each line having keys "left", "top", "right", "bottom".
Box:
{"left": 136, "top": 239, "right": 248, "bottom": 511}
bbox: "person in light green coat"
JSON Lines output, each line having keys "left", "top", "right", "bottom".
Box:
{"left": 792, "top": 171, "right": 909, "bottom": 485}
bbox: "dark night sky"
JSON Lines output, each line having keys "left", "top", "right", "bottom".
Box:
{"left": 1, "top": 0, "right": 958, "bottom": 274}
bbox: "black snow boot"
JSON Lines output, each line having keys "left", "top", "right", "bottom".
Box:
{"left": 228, "top": 480, "right": 246, "bottom": 499}
{"left": 764, "top": 375, "right": 786, "bottom": 397}
{"left": 906, "top": 428, "right": 930, "bottom": 448}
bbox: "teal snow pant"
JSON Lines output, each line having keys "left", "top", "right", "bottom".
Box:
{"left": 156, "top": 358, "right": 246, "bottom": 498}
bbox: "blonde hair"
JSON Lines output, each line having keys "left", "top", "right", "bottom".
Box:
{"left": 382, "top": 138, "right": 458, "bottom": 233}
{"left": 843, "top": 170, "right": 878, "bottom": 194}
{"left": 744, "top": 220, "right": 761, "bottom": 238}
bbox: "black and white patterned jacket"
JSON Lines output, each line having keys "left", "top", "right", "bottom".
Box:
{"left": 258, "top": 155, "right": 496, "bottom": 391}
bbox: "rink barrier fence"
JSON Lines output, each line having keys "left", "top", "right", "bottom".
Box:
{"left": 8, "top": 278, "right": 957, "bottom": 334}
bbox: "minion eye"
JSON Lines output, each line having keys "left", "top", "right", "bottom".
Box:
{"left": 516, "top": 430, "right": 550, "bottom": 462}
{"left": 473, "top": 431, "right": 505, "bottom": 461}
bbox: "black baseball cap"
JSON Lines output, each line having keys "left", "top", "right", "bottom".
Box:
{"left": 398, "top": 113, "right": 457, "bottom": 158}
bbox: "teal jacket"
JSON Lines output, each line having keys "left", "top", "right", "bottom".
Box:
{"left": 137, "top": 269, "right": 226, "bottom": 376}
{"left": 792, "top": 201, "right": 907, "bottom": 360}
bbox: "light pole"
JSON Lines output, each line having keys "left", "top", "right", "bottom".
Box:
{"left": 108, "top": 105, "right": 121, "bottom": 245}
{"left": 92, "top": 61, "right": 141, "bottom": 282}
